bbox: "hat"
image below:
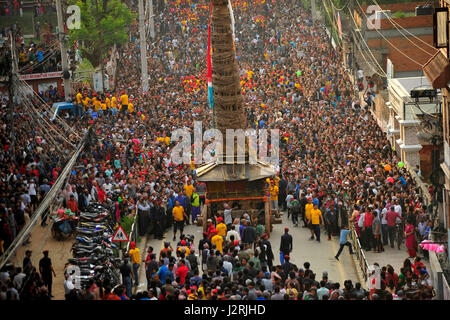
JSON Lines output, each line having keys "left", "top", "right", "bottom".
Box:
{"left": 211, "top": 229, "right": 218, "bottom": 234}
{"left": 181, "top": 240, "right": 186, "bottom": 246}
{"left": 43, "top": 250, "right": 49, "bottom": 254}
{"left": 233, "top": 240, "right": 239, "bottom": 246}
{"left": 261, "top": 233, "right": 268, "bottom": 238}
{"left": 216, "top": 217, "right": 223, "bottom": 222}
{"left": 202, "top": 232, "right": 208, "bottom": 237}
{"left": 130, "top": 241, "right": 136, "bottom": 249}
{"left": 284, "top": 227, "right": 289, "bottom": 232}
{"left": 307, "top": 197, "right": 312, "bottom": 201}
{"left": 284, "top": 254, "right": 290, "bottom": 259}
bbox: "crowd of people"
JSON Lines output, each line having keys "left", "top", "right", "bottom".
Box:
{"left": 0, "top": 0, "right": 437, "bottom": 300}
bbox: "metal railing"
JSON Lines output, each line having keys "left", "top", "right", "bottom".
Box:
{"left": 126, "top": 204, "right": 139, "bottom": 253}
{"left": 350, "top": 224, "right": 369, "bottom": 282}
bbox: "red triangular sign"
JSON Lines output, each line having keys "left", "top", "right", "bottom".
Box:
{"left": 112, "top": 225, "right": 129, "bottom": 242}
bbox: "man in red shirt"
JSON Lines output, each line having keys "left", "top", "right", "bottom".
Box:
{"left": 67, "top": 194, "right": 79, "bottom": 214}
{"left": 175, "top": 259, "right": 189, "bottom": 285}
{"left": 362, "top": 210, "right": 374, "bottom": 251}
{"left": 386, "top": 207, "right": 402, "bottom": 248}
{"left": 206, "top": 219, "right": 215, "bottom": 239}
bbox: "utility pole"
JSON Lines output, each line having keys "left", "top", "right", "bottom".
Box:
{"left": 311, "top": 0, "right": 316, "bottom": 23}
{"left": 139, "top": 0, "right": 149, "bottom": 93}
{"left": 8, "top": 27, "right": 18, "bottom": 156}
{"left": 56, "top": 0, "right": 73, "bottom": 99}
{"left": 149, "top": 0, "right": 155, "bottom": 39}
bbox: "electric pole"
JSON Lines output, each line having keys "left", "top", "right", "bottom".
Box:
{"left": 56, "top": 0, "right": 73, "bottom": 99}
{"left": 139, "top": 0, "right": 149, "bottom": 93}
{"left": 149, "top": 0, "right": 155, "bottom": 39}
{"left": 311, "top": 0, "right": 316, "bottom": 23}
{"left": 8, "top": 27, "right": 18, "bottom": 156}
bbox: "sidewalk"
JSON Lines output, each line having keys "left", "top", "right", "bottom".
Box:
{"left": 364, "top": 244, "right": 430, "bottom": 274}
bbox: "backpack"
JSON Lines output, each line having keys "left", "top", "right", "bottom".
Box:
{"left": 292, "top": 199, "right": 300, "bottom": 212}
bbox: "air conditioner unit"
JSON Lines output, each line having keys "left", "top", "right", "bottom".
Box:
{"left": 375, "top": 10, "right": 392, "bottom": 21}
{"left": 416, "top": 5, "right": 433, "bottom": 16}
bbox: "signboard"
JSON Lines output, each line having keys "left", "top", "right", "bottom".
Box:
{"left": 38, "top": 82, "right": 58, "bottom": 93}
{"left": 112, "top": 225, "right": 129, "bottom": 242}
{"left": 19, "top": 71, "right": 63, "bottom": 81}
{"left": 93, "top": 71, "right": 104, "bottom": 93}
{"left": 386, "top": 58, "right": 394, "bottom": 84}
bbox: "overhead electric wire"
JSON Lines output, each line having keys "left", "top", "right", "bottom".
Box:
{"left": 16, "top": 78, "right": 82, "bottom": 140}
{"left": 355, "top": 0, "right": 425, "bottom": 67}
{"left": 14, "top": 81, "right": 77, "bottom": 148}
{"left": 369, "top": 0, "right": 438, "bottom": 52}
{"left": 0, "top": 131, "right": 89, "bottom": 270}
{"left": 328, "top": 0, "right": 352, "bottom": 11}
{"left": 348, "top": 7, "right": 388, "bottom": 78}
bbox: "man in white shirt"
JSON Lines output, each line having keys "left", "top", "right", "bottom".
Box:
{"left": 226, "top": 225, "right": 241, "bottom": 242}
{"left": 13, "top": 268, "right": 26, "bottom": 291}
{"left": 393, "top": 198, "right": 402, "bottom": 224}
{"left": 285, "top": 193, "right": 294, "bottom": 219}
{"left": 64, "top": 272, "right": 75, "bottom": 297}
{"left": 103, "top": 178, "right": 114, "bottom": 194}
{"left": 357, "top": 69, "right": 364, "bottom": 81}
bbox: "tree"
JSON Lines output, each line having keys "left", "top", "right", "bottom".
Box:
{"left": 68, "top": 0, "right": 135, "bottom": 68}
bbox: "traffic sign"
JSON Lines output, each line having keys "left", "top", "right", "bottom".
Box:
{"left": 112, "top": 225, "right": 129, "bottom": 242}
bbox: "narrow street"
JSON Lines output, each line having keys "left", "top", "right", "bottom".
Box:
{"left": 136, "top": 210, "right": 361, "bottom": 291}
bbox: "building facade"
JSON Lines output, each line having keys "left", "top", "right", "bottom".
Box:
{"left": 422, "top": 0, "right": 450, "bottom": 300}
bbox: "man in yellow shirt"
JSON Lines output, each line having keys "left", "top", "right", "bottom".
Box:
{"left": 129, "top": 241, "right": 141, "bottom": 286}
{"left": 92, "top": 96, "right": 101, "bottom": 111}
{"left": 76, "top": 92, "right": 83, "bottom": 105}
{"left": 105, "top": 94, "right": 111, "bottom": 108}
{"left": 269, "top": 180, "right": 279, "bottom": 212}
{"left": 82, "top": 95, "right": 91, "bottom": 110}
{"left": 305, "top": 197, "right": 315, "bottom": 240}
{"left": 211, "top": 229, "right": 224, "bottom": 253}
{"left": 128, "top": 99, "right": 134, "bottom": 113}
{"left": 172, "top": 201, "right": 187, "bottom": 241}
{"left": 215, "top": 217, "right": 227, "bottom": 238}
{"left": 75, "top": 91, "right": 83, "bottom": 116}
{"left": 307, "top": 201, "right": 324, "bottom": 242}
{"left": 111, "top": 95, "right": 118, "bottom": 109}
{"left": 184, "top": 180, "right": 194, "bottom": 198}
{"left": 120, "top": 90, "right": 129, "bottom": 114}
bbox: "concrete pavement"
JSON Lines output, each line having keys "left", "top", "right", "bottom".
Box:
{"left": 10, "top": 215, "right": 73, "bottom": 300}
{"left": 134, "top": 211, "right": 363, "bottom": 291}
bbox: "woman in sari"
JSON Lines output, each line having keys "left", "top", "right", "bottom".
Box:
{"left": 404, "top": 219, "right": 417, "bottom": 258}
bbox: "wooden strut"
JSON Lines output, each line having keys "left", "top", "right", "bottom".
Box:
{"left": 205, "top": 196, "right": 268, "bottom": 204}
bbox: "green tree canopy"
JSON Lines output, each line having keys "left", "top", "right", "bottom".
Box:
{"left": 68, "top": 0, "right": 135, "bottom": 68}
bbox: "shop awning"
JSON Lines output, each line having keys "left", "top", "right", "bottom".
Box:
{"left": 423, "top": 50, "right": 450, "bottom": 89}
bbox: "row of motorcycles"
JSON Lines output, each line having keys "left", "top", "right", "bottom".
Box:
{"left": 66, "top": 203, "right": 122, "bottom": 289}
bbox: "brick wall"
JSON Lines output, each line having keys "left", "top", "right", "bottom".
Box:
{"left": 379, "top": 15, "right": 433, "bottom": 29}
{"left": 367, "top": 35, "right": 436, "bottom": 72}
{"left": 360, "top": 1, "right": 429, "bottom": 13}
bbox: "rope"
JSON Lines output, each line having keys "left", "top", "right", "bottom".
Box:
{"left": 370, "top": 0, "right": 437, "bottom": 52}
{"left": 356, "top": 0, "right": 424, "bottom": 67}
{"left": 348, "top": 7, "right": 388, "bottom": 78}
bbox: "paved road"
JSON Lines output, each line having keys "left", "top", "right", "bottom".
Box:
{"left": 10, "top": 209, "right": 361, "bottom": 299}
{"left": 136, "top": 210, "right": 361, "bottom": 290}
{"left": 11, "top": 215, "right": 73, "bottom": 300}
